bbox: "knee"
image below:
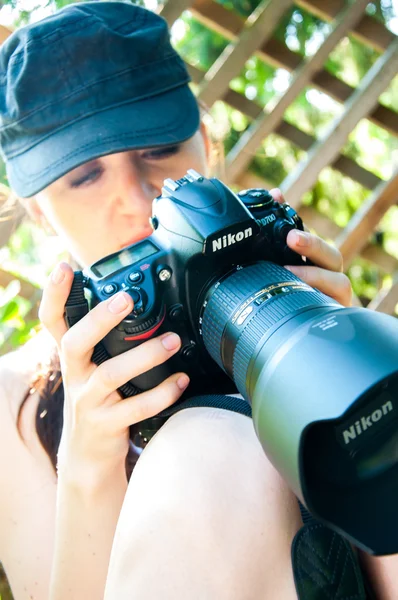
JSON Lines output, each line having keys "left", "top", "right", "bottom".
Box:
{"left": 106, "top": 408, "right": 302, "bottom": 598}
{"left": 122, "top": 407, "right": 302, "bottom": 543}
{"left": 130, "top": 407, "right": 295, "bottom": 518}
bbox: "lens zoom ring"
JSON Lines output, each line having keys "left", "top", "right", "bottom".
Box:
{"left": 233, "top": 290, "right": 333, "bottom": 396}
{"left": 202, "top": 262, "right": 302, "bottom": 367}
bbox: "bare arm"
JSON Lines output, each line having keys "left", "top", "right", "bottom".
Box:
{"left": 50, "top": 465, "right": 127, "bottom": 600}
{"left": 39, "top": 262, "right": 189, "bottom": 600}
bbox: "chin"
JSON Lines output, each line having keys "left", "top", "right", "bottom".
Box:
{"left": 120, "top": 229, "right": 152, "bottom": 249}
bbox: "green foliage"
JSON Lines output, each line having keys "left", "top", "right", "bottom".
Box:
{"left": 174, "top": 16, "right": 229, "bottom": 70}
{"left": 0, "top": 279, "right": 39, "bottom": 350}
{"left": 216, "top": 0, "right": 261, "bottom": 18}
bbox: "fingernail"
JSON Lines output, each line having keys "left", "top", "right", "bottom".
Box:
{"left": 108, "top": 292, "right": 130, "bottom": 314}
{"left": 284, "top": 266, "right": 300, "bottom": 277}
{"left": 161, "top": 332, "right": 180, "bottom": 351}
{"left": 51, "top": 263, "right": 66, "bottom": 284}
{"left": 269, "top": 188, "right": 282, "bottom": 202}
{"left": 177, "top": 374, "right": 190, "bottom": 390}
{"left": 292, "top": 230, "right": 310, "bottom": 247}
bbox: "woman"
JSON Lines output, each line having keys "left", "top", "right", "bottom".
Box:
{"left": 0, "top": 3, "right": 360, "bottom": 599}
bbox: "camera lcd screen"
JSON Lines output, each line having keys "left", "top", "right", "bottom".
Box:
{"left": 92, "top": 241, "right": 158, "bottom": 277}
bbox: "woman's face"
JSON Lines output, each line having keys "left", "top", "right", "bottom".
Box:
{"left": 30, "top": 126, "right": 209, "bottom": 266}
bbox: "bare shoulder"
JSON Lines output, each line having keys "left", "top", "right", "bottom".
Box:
{"left": 0, "top": 331, "right": 57, "bottom": 599}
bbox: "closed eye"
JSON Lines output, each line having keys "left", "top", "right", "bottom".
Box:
{"left": 140, "top": 144, "right": 181, "bottom": 160}
{"left": 70, "top": 166, "right": 103, "bottom": 188}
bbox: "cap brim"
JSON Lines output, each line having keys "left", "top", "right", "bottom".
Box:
{"left": 8, "top": 84, "right": 200, "bottom": 198}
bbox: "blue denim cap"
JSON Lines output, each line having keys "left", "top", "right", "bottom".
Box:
{"left": 0, "top": 1, "right": 200, "bottom": 197}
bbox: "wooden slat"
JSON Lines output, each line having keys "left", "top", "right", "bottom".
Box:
{"left": 237, "top": 171, "right": 398, "bottom": 273}
{"left": 197, "top": 0, "right": 293, "bottom": 108}
{"left": 330, "top": 155, "right": 381, "bottom": 191}
{"left": 190, "top": 64, "right": 384, "bottom": 191}
{"left": 158, "top": 0, "right": 195, "bottom": 26}
{"left": 280, "top": 37, "right": 398, "bottom": 209}
{"left": 260, "top": 40, "right": 398, "bottom": 137}
{"left": 336, "top": 169, "right": 398, "bottom": 267}
{"left": 367, "top": 275, "right": 398, "bottom": 314}
{"left": 0, "top": 268, "right": 41, "bottom": 303}
{"left": 0, "top": 25, "right": 13, "bottom": 44}
{"left": 191, "top": 0, "right": 398, "bottom": 137}
{"left": 361, "top": 245, "right": 398, "bottom": 275}
{"left": 226, "top": 0, "right": 370, "bottom": 182}
{"left": 295, "top": 0, "right": 396, "bottom": 53}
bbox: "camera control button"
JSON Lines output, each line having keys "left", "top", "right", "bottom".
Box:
{"left": 169, "top": 304, "right": 185, "bottom": 321}
{"left": 102, "top": 283, "right": 118, "bottom": 295}
{"left": 158, "top": 267, "right": 172, "bottom": 282}
{"left": 128, "top": 271, "right": 143, "bottom": 284}
{"left": 181, "top": 343, "right": 197, "bottom": 361}
{"left": 150, "top": 216, "right": 159, "bottom": 230}
{"left": 129, "top": 289, "right": 141, "bottom": 304}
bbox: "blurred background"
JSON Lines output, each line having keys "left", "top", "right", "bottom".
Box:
{"left": 0, "top": 0, "right": 397, "bottom": 597}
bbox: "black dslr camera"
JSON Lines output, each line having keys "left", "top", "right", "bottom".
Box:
{"left": 67, "top": 170, "right": 308, "bottom": 396}
{"left": 66, "top": 171, "right": 398, "bottom": 556}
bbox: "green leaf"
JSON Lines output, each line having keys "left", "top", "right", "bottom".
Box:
{"left": 0, "top": 299, "right": 20, "bottom": 323}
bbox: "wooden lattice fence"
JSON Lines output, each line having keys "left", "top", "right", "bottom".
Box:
{"left": 158, "top": 0, "right": 398, "bottom": 312}
{"left": 0, "top": 0, "right": 398, "bottom": 319}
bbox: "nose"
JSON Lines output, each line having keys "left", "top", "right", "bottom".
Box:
{"left": 114, "top": 158, "right": 160, "bottom": 216}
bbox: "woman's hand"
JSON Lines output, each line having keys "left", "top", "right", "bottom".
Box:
{"left": 39, "top": 262, "right": 189, "bottom": 484}
{"left": 270, "top": 188, "right": 352, "bottom": 307}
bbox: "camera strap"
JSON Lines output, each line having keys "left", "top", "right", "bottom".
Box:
{"left": 292, "top": 503, "right": 370, "bottom": 599}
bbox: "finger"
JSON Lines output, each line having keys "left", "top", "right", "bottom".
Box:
{"left": 286, "top": 230, "right": 343, "bottom": 273}
{"left": 109, "top": 372, "right": 190, "bottom": 431}
{"left": 39, "top": 262, "right": 75, "bottom": 347}
{"left": 60, "top": 290, "right": 134, "bottom": 372}
{"left": 269, "top": 188, "right": 284, "bottom": 204}
{"left": 284, "top": 266, "right": 352, "bottom": 307}
{"left": 85, "top": 332, "right": 183, "bottom": 400}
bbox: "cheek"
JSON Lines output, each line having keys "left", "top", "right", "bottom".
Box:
{"left": 45, "top": 204, "right": 85, "bottom": 238}
{"left": 38, "top": 200, "right": 107, "bottom": 260}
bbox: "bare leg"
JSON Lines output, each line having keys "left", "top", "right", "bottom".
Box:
{"left": 105, "top": 407, "right": 302, "bottom": 600}
{"left": 359, "top": 552, "right": 398, "bottom": 600}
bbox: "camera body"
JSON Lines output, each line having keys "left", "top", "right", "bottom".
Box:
{"left": 80, "top": 170, "right": 306, "bottom": 395}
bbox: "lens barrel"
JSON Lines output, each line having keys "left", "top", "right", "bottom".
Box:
{"left": 201, "top": 261, "right": 398, "bottom": 554}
